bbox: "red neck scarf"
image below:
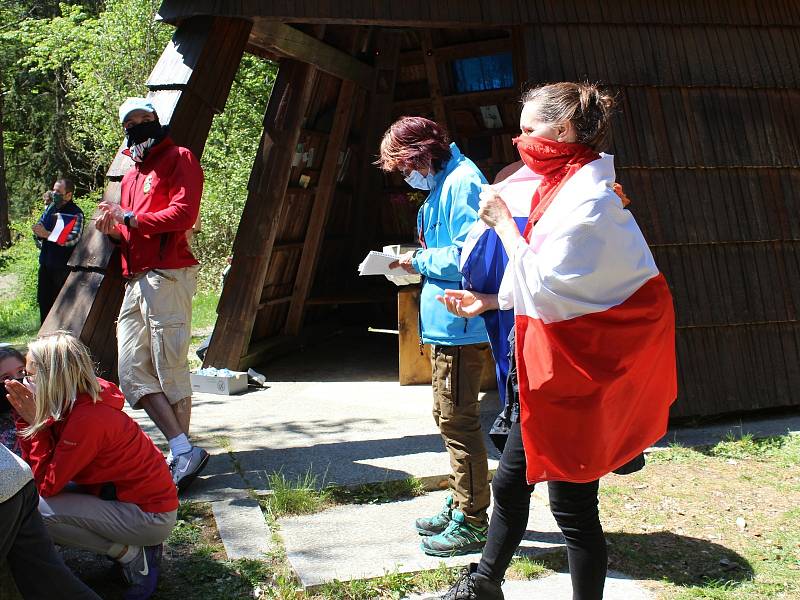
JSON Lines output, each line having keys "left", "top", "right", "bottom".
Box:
{"left": 514, "top": 136, "right": 600, "bottom": 240}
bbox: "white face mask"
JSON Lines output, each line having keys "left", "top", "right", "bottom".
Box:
{"left": 404, "top": 170, "right": 437, "bottom": 191}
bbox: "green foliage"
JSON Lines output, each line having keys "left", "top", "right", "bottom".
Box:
{"left": 647, "top": 443, "right": 705, "bottom": 465}
{"left": 167, "top": 518, "right": 203, "bottom": 547}
{"left": 5, "top": 0, "right": 168, "bottom": 199}
{"left": 2, "top": 1, "right": 276, "bottom": 294}
{"left": 193, "top": 54, "right": 276, "bottom": 289}
{"left": 0, "top": 221, "right": 41, "bottom": 343}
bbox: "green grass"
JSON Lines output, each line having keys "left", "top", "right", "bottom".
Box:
{"left": 600, "top": 431, "right": 800, "bottom": 600}
{"left": 0, "top": 297, "right": 39, "bottom": 344}
{"left": 316, "top": 565, "right": 462, "bottom": 600}
{"left": 260, "top": 470, "right": 332, "bottom": 518}
{"left": 707, "top": 432, "right": 800, "bottom": 466}
{"left": 327, "top": 478, "right": 426, "bottom": 505}
{"left": 192, "top": 290, "right": 220, "bottom": 332}
{"left": 507, "top": 556, "right": 551, "bottom": 580}
{"left": 647, "top": 442, "right": 707, "bottom": 464}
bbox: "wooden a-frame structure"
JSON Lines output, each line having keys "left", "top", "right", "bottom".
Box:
{"left": 44, "top": 1, "right": 800, "bottom": 420}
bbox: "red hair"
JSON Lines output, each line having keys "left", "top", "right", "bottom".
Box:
{"left": 376, "top": 116, "right": 451, "bottom": 172}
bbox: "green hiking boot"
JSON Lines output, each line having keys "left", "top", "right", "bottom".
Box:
{"left": 415, "top": 494, "right": 454, "bottom": 536}
{"left": 420, "top": 509, "right": 488, "bottom": 557}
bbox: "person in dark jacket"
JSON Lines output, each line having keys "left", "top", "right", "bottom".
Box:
{"left": 33, "top": 178, "right": 83, "bottom": 323}
{"left": 1, "top": 441, "right": 101, "bottom": 600}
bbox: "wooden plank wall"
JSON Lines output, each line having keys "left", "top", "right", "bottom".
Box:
{"left": 520, "top": 3, "right": 800, "bottom": 418}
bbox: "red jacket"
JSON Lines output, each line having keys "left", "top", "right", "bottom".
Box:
{"left": 116, "top": 137, "right": 203, "bottom": 276}
{"left": 17, "top": 379, "right": 178, "bottom": 514}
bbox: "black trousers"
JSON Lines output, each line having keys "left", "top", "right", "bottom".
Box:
{"left": 0, "top": 481, "right": 101, "bottom": 600}
{"left": 477, "top": 422, "right": 607, "bottom": 600}
{"left": 37, "top": 265, "right": 70, "bottom": 324}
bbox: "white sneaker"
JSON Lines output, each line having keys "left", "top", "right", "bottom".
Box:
{"left": 170, "top": 446, "right": 209, "bottom": 492}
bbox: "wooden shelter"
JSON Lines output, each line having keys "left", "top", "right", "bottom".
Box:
{"left": 45, "top": 1, "right": 800, "bottom": 420}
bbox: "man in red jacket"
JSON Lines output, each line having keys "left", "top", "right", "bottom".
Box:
{"left": 96, "top": 98, "right": 208, "bottom": 492}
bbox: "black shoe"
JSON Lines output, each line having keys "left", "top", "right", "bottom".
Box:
{"left": 426, "top": 564, "right": 504, "bottom": 600}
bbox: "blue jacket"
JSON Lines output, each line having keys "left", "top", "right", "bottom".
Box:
{"left": 410, "top": 143, "right": 489, "bottom": 346}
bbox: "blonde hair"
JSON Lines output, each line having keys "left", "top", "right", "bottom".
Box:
{"left": 522, "top": 82, "right": 616, "bottom": 152}
{"left": 22, "top": 333, "right": 100, "bottom": 438}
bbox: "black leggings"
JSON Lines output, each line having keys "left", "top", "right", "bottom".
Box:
{"left": 476, "top": 421, "right": 607, "bottom": 600}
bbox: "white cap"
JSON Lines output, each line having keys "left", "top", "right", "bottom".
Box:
{"left": 118, "top": 97, "right": 156, "bottom": 124}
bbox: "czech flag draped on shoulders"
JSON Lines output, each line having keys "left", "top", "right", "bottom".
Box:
{"left": 487, "top": 135, "right": 676, "bottom": 485}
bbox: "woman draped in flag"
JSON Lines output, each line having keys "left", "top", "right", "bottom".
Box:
{"left": 432, "top": 83, "right": 677, "bottom": 600}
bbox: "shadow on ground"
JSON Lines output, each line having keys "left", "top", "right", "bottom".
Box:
{"left": 523, "top": 530, "right": 754, "bottom": 589}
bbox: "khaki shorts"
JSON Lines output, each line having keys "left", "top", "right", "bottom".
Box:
{"left": 117, "top": 265, "right": 198, "bottom": 407}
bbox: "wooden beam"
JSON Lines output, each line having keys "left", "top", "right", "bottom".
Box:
{"left": 203, "top": 59, "right": 318, "bottom": 369}
{"left": 284, "top": 79, "right": 358, "bottom": 335}
{"left": 158, "top": 1, "right": 518, "bottom": 28}
{"left": 249, "top": 20, "right": 375, "bottom": 89}
{"left": 349, "top": 29, "right": 403, "bottom": 268}
{"left": 399, "top": 35, "right": 512, "bottom": 66}
{"left": 419, "top": 30, "right": 449, "bottom": 130}
{"left": 511, "top": 26, "right": 529, "bottom": 94}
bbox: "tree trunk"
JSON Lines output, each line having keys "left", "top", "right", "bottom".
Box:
{"left": 0, "top": 90, "right": 11, "bottom": 248}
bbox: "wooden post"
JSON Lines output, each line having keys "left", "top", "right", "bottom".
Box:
{"left": 203, "top": 59, "right": 318, "bottom": 368}
{"left": 419, "top": 30, "right": 449, "bottom": 130}
{"left": 41, "top": 17, "right": 252, "bottom": 378}
{"left": 349, "top": 29, "right": 403, "bottom": 265}
{"left": 284, "top": 79, "right": 359, "bottom": 335}
{"left": 398, "top": 287, "right": 497, "bottom": 388}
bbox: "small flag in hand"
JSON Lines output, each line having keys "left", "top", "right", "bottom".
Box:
{"left": 47, "top": 213, "right": 78, "bottom": 245}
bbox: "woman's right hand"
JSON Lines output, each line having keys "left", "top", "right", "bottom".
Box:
{"left": 478, "top": 185, "right": 514, "bottom": 229}
{"left": 5, "top": 379, "right": 36, "bottom": 425}
{"left": 436, "top": 289, "right": 499, "bottom": 318}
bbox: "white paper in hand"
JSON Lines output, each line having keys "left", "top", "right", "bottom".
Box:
{"left": 358, "top": 251, "right": 408, "bottom": 276}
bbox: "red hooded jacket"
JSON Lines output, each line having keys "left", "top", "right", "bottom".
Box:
{"left": 17, "top": 379, "right": 178, "bottom": 514}
{"left": 116, "top": 137, "right": 203, "bottom": 277}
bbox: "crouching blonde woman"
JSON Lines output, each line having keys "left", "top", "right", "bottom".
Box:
{"left": 5, "top": 333, "right": 178, "bottom": 600}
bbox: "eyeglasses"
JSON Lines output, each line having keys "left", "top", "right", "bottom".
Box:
{"left": 1, "top": 369, "right": 32, "bottom": 383}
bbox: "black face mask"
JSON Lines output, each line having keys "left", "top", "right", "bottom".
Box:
{"left": 125, "top": 120, "right": 163, "bottom": 146}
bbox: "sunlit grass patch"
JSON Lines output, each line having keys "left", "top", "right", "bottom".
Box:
{"left": 261, "top": 470, "right": 331, "bottom": 517}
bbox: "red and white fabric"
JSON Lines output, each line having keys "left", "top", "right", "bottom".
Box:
{"left": 498, "top": 154, "right": 677, "bottom": 484}
{"left": 47, "top": 213, "right": 79, "bottom": 246}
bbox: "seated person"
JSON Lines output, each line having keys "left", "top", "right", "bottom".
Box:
{"left": 1, "top": 441, "right": 101, "bottom": 599}
{"left": 0, "top": 345, "right": 26, "bottom": 452}
{"left": 5, "top": 333, "right": 179, "bottom": 600}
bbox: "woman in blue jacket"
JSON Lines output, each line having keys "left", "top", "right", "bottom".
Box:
{"left": 378, "top": 116, "right": 490, "bottom": 556}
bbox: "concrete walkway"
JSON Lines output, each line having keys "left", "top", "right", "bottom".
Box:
{"left": 278, "top": 489, "right": 562, "bottom": 588}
